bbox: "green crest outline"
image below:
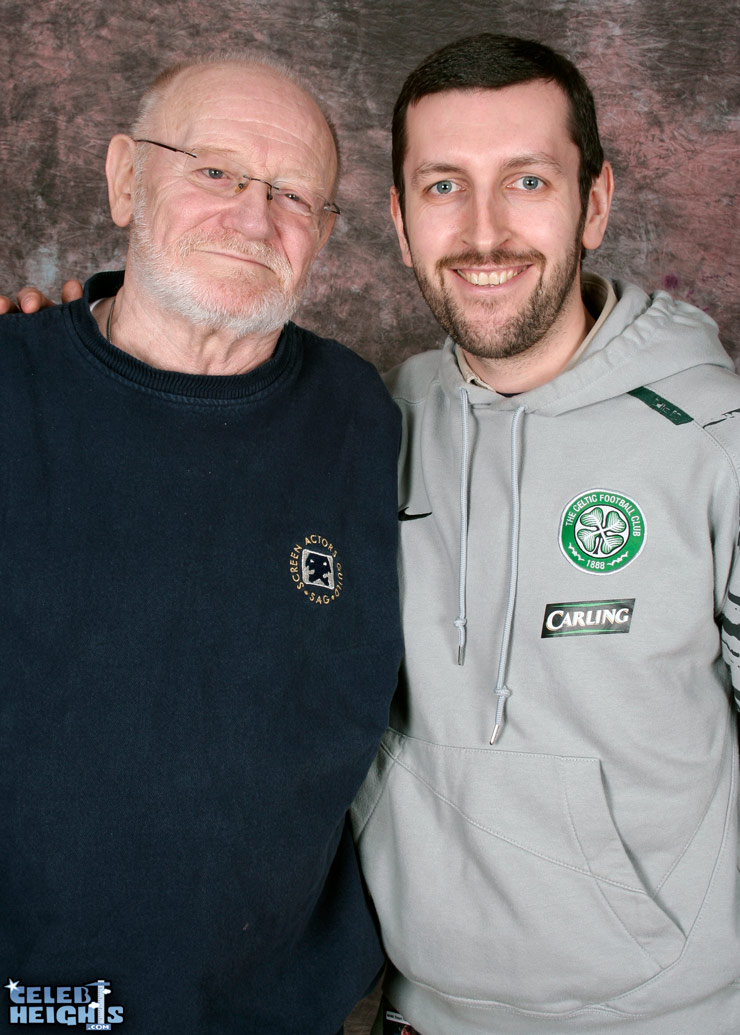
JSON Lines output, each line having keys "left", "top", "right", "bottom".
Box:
{"left": 559, "top": 489, "right": 646, "bottom": 575}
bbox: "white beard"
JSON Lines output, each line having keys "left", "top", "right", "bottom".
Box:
{"left": 129, "top": 192, "right": 303, "bottom": 337}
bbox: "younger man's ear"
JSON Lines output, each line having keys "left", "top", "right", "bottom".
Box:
{"left": 390, "top": 187, "right": 413, "bottom": 268}
{"left": 582, "top": 161, "right": 614, "bottom": 251}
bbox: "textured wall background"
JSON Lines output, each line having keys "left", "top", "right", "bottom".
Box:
{"left": 1, "top": 0, "right": 738, "bottom": 369}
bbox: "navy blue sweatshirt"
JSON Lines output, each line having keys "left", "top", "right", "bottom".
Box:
{"left": 0, "top": 273, "right": 402, "bottom": 1033}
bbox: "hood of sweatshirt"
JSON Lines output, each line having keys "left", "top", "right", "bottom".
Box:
{"left": 393, "top": 279, "right": 731, "bottom": 514}
{"left": 437, "top": 280, "right": 731, "bottom": 415}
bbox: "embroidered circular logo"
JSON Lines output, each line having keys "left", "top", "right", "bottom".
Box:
{"left": 288, "top": 534, "right": 343, "bottom": 604}
{"left": 559, "top": 490, "right": 646, "bottom": 574}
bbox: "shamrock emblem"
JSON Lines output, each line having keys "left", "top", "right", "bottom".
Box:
{"left": 575, "top": 506, "right": 628, "bottom": 557}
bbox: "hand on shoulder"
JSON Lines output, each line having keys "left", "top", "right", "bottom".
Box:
{"left": 0, "top": 280, "right": 84, "bottom": 314}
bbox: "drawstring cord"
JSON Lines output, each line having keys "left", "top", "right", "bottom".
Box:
{"left": 490, "top": 405, "right": 525, "bottom": 745}
{"left": 453, "top": 389, "right": 525, "bottom": 744}
{"left": 454, "top": 387, "right": 471, "bottom": 665}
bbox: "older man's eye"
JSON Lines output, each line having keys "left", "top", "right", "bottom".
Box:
{"left": 192, "top": 166, "right": 238, "bottom": 194}
{"left": 266, "top": 184, "right": 317, "bottom": 218}
{"left": 276, "top": 188, "right": 311, "bottom": 212}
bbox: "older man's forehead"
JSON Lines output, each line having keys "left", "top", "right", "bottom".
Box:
{"left": 151, "top": 64, "right": 337, "bottom": 182}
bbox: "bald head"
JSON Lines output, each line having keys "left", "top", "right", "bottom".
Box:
{"left": 131, "top": 54, "right": 340, "bottom": 194}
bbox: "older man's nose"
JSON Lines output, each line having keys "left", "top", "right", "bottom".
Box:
{"left": 219, "top": 177, "right": 275, "bottom": 236}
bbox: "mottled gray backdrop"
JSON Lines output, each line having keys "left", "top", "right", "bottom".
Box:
{"left": 1, "top": 0, "right": 738, "bottom": 369}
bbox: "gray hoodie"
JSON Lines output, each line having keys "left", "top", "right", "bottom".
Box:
{"left": 353, "top": 279, "right": 740, "bottom": 1034}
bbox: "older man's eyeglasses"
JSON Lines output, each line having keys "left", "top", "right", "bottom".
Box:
{"left": 134, "top": 138, "right": 340, "bottom": 229}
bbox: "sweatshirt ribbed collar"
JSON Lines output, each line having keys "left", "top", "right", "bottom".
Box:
{"left": 70, "top": 271, "right": 300, "bottom": 402}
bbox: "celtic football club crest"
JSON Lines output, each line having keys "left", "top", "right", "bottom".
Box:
{"left": 559, "top": 490, "right": 646, "bottom": 574}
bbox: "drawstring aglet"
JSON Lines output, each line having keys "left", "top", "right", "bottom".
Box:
{"left": 454, "top": 617, "right": 467, "bottom": 666}
{"left": 489, "top": 684, "right": 512, "bottom": 746}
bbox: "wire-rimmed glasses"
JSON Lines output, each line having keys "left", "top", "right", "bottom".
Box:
{"left": 134, "top": 138, "right": 340, "bottom": 230}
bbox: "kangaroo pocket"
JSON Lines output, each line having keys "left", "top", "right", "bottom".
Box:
{"left": 359, "top": 730, "right": 686, "bottom": 1013}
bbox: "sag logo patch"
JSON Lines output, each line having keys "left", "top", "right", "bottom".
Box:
{"left": 560, "top": 489, "right": 646, "bottom": 574}
{"left": 289, "top": 534, "right": 344, "bottom": 605}
{"left": 542, "top": 599, "right": 635, "bottom": 637}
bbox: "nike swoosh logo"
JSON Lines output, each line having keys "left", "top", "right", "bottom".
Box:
{"left": 398, "top": 510, "right": 432, "bottom": 521}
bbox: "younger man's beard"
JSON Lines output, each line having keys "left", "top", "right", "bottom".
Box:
{"left": 411, "top": 217, "right": 585, "bottom": 361}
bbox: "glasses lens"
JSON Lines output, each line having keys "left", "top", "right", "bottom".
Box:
{"left": 181, "top": 151, "right": 243, "bottom": 197}
{"left": 170, "top": 147, "right": 333, "bottom": 227}
{"left": 270, "top": 184, "right": 323, "bottom": 221}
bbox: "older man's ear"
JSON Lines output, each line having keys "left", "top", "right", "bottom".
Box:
{"left": 0, "top": 280, "right": 84, "bottom": 314}
{"left": 106, "top": 134, "right": 138, "bottom": 228}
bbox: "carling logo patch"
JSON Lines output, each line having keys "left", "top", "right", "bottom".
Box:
{"left": 542, "top": 599, "right": 636, "bottom": 638}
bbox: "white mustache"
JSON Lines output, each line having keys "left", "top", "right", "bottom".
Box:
{"left": 176, "top": 233, "right": 292, "bottom": 281}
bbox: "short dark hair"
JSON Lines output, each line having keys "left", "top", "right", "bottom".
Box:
{"left": 392, "top": 33, "right": 603, "bottom": 216}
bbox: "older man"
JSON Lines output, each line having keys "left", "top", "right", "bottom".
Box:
{"left": 0, "top": 56, "right": 402, "bottom": 1034}
{"left": 353, "top": 33, "right": 740, "bottom": 1035}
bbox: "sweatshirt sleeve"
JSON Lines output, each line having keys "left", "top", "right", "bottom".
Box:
{"left": 720, "top": 572, "right": 740, "bottom": 712}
